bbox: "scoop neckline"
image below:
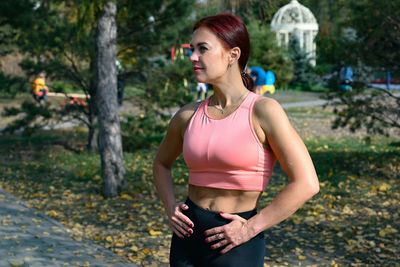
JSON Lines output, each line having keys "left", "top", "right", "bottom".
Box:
{"left": 204, "top": 92, "right": 252, "bottom": 121}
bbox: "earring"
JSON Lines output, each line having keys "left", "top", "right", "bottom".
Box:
{"left": 228, "top": 64, "right": 232, "bottom": 68}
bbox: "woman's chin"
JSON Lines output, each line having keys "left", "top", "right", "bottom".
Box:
{"left": 195, "top": 76, "right": 207, "bottom": 84}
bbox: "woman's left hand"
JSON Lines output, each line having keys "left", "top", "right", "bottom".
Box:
{"left": 204, "top": 212, "right": 252, "bottom": 254}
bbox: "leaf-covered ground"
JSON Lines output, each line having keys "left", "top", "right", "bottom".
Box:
{"left": 0, "top": 106, "right": 399, "bottom": 266}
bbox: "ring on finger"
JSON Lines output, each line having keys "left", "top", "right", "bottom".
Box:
{"left": 218, "top": 234, "right": 223, "bottom": 240}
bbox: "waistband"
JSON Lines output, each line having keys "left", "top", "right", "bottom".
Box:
{"left": 185, "top": 197, "right": 257, "bottom": 219}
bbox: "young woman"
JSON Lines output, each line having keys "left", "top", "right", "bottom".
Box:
{"left": 153, "top": 14, "right": 319, "bottom": 266}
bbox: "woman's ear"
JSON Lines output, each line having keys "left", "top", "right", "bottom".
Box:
{"left": 229, "top": 47, "right": 241, "bottom": 65}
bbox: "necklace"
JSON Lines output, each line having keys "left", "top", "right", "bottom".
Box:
{"left": 211, "top": 91, "right": 249, "bottom": 114}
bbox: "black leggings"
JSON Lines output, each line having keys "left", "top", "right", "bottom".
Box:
{"left": 170, "top": 198, "right": 265, "bottom": 267}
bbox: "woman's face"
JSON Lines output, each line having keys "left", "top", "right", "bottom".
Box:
{"left": 190, "top": 27, "right": 230, "bottom": 84}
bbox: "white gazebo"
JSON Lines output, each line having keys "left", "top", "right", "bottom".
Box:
{"left": 270, "top": 0, "right": 319, "bottom": 65}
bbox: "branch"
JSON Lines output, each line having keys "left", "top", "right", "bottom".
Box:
{"left": 62, "top": 51, "right": 90, "bottom": 92}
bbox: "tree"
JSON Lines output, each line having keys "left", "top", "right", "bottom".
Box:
{"left": 324, "top": 0, "right": 400, "bottom": 136}
{"left": 0, "top": 0, "right": 100, "bottom": 150}
{"left": 96, "top": 1, "right": 125, "bottom": 198}
{"left": 288, "top": 36, "right": 317, "bottom": 90}
{"left": 0, "top": 0, "right": 194, "bottom": 149}
{"left": 247, "top": 19, "right": 293, "bottom": 87}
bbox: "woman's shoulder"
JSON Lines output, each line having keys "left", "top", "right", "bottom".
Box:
{"left": 253, "top": 96, "right": 284, "bottom": 117}
{"left": 252, "top": 95, "right": 290, "bottom": 132}
{"left": 174, "top": 101, "right": 202, "bottom": 121}
{"left": 169, "top": 101, "right": 202, "bottom": 132}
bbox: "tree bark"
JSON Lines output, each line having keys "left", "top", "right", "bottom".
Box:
{"left": 88, "top": 57, "right": 99, "bottom": 152}
{"left": 95, "top": 1, "right": 126, "bottom": 198}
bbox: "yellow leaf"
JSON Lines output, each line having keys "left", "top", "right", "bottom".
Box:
{"left": 149, "top": 229, "right": 163, "bottom": 236}
{"left": 298, "top": 255, "right": 306, "bottom": 260}
{"left": 115, "top": 242, "right": 125, "bottom": 247}
{"left": 10, "top": 262, "right": 24, "bottom": 267}
{"left": 99, "top": 213, "right": 108, "bottom": 221}
{"left": 121, "top": 193, "right": 132, "bottom": 200}
{"left": 347, "top": 239, "right": 358, "bottom": 246}
{"left": 342, "top": 205, "right": 354, "bottom": 215}
{"left": 46, "top": 210, "right": 58, "bottom": 217}
{"left": 130, "top": 245, "right": 139, "bottom": 252}
{"left": 106, "top": 236, "right": 113, "bottom": 242}
{"left": 379, "top": 183, "right": 391, "bottom": 191}
{"left": 379, "top": 229, "right": 387, "bottom": 237}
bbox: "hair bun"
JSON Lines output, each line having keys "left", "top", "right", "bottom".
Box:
{"left": 241, "top": 72, "right": 254, "bottom": 91}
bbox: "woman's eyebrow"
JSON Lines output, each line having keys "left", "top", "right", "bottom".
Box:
{"left": 190, "top": 41, "right": 209, "bottom": 47}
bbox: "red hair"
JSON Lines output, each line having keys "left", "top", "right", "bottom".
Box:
{"left": 193, "top": 14, "right": 254, "bottom": 91}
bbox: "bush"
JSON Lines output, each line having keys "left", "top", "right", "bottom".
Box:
{"left": 51, "top": 81, "right": 75, "bottom": 93}
{"left": 121, "top": 110, "right": 169, "bottom": 151}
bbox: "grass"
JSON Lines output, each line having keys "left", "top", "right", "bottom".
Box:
{"left": 0, "top": 106, "right": 399, "bottom": 266}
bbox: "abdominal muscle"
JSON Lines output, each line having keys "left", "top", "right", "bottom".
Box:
{"left": 188, "top": 184, "right": 262, "bottom": 213}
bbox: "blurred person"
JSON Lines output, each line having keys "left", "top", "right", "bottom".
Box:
{"left": 248, "top": 66, "right": 266, "bottom": 95}
{"left": 196, "top": 82, "right": 208, "bottom": 101}
{"left": 31, "top": 72, "right": 49, "bottom": 105}
{"left": 153, "top": 14, "right": 319, "bottom": 266}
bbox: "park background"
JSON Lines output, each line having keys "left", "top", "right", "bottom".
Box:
{"left": 0, "top": 0, "right": 399, "bottom": 266}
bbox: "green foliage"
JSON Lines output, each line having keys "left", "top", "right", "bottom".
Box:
{"left": 322, "top": 0, "right": 400, "bottom": 136}
{"left": 0, "top": 0, "right": 195, "bottom": 150}
{"left": 120, "top": 57, "right": 194, "bottom": 151}
{"left": 288, "top": 37, "right": 317, "bottom": 91}
{"left": 117, "top": 0, "right": 193, "bottom": 69}
{"left": 144, "top": 58, "right": 194, "bottom": 109}
{"left": 347, "top": 0, "right": 400, "bottom": 72}
{"left": 247, "top": 19, "right": 293, "bottom": 87}
{"left": 121, "top": 111, "right": 168, "bottom": 151}
{"left": 51, "top": 81, "right": 75, "bottom": 93}
{"left": 325, "top": 88, "right": 400, "bottom": 136}
{"left": 2, "top": 100, "right": 53, "bottom": 136}
{"left": 0, "top": 71, "right": 25, "bottom": 97}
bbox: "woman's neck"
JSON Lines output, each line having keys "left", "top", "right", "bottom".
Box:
{"left": 211, "top": 71, "right": 248, "bottom": 107}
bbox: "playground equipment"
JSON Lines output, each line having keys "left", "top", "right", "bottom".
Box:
{"left": 171, "top": 44, "right": 191, "bottom": 60}
{"left": 261, "top": 70, "right": 276, "bottom": 94}
{"left": 59, "top": 96, "right": 87, "bottom": 110}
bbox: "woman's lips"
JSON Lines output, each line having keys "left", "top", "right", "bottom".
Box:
{"left": 193, "top": 66, "right": 203, "bottom": 73}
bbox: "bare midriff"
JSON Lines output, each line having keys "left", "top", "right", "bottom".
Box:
{"left": 188, "top": 184, "right": 262, "bottom": 213}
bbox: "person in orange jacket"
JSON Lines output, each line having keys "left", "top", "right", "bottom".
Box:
{"left": 31, "top": 72, "right": 49, "bottom": 104}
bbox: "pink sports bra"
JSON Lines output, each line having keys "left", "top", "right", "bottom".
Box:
{"left": 183, "top": 92, "right": 276, "bottom": 192}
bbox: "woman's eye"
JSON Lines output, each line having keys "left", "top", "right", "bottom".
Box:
{"left": 200, "top": 46, "right": 208, "bottom": 52}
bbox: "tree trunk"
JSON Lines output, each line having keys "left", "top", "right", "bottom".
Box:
{"left": 95, "top": 1, "right": 126, "bottom": 198}
{"left": 88, "top": 57, "right": 99, "bottom": 152}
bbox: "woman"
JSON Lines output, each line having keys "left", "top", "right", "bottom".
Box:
{"left": 153, "top": 14, "right": 319, "bottom": 266}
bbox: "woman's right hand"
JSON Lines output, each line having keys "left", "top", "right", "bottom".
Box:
{"left": 168, "top": 202, "right": 194, "bottom": 238}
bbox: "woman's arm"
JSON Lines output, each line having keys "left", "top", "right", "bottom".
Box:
{"left": 153, "top": 104, "right": 197, "bottom": 238}
{"left": 204, "top": 97, "right": 319, "bottom": 253}
{"left": 246, "top": 97, "right": 320, "bottom": 235}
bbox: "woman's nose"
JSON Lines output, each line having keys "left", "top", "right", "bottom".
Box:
{"left": 190, "top": 51, "right": 198, "bottom": 62}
